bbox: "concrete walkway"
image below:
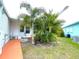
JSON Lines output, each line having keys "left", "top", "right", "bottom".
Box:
{"left": 0, "top": 39, "right": 23, "bottom": 59}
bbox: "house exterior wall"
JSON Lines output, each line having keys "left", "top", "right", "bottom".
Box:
{"left": 0, "top": 7, "right": 4, "bottom": 49}
{"left": 10, "top": 20, "right": 20, "bottom": 38}
{"left": 63, "top": 23, "right": 79, "bottom": 37}
{"left": 10, "top": 20, "right": 33, "bottom": 40}
{"left": 1, "top": 11, "right": 10, "bottom": 43}
{"left": 0, "top": 3, "right": 10, "bottom": 54}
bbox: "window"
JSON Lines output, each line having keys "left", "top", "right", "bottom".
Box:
{"left": 20, "top": 25, "right": 24, "bottom": 32}
{"left": 20, "top": 26, "right": 30, "bottom": 33}
{"left": 25, "top": 27, "right": 30, "bottom": 33}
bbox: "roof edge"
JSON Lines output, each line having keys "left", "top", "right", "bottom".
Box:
{"left": 63, "top": 21, "right": 79, "bottom": 28}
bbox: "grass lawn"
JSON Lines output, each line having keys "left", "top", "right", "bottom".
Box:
{"left": 21, "top": 38, "right": 79, "bottom": 59}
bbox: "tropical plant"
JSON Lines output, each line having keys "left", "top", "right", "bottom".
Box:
{"left": 34, "top": 11, "right": 64, "bottom": 43}
{"left": 20, "top": 2, "right": 45, "bottom": 19}
{"left": 20, "top": 2, "right": 45, "bottom": 44}
{"left": 20, "top": 3, "right": 65, "bottom": 44}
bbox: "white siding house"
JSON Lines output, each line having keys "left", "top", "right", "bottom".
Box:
{"left": 0, "top": 0, "right": 10, "bottom": 54}
{"left": 0, "top": 0, "right": 33, "bottom": 54}
{"left": 10, "top": 19, "right": 33, "bottom": 42}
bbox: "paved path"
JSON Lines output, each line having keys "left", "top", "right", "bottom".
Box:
{"left": 0, "top": 39, "right": 23, "bottom": 59}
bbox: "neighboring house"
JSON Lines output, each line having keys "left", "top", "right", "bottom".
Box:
{"left": 0, "top": 0, "right": 32, "bottom": 54}
{"left": 63, "top": 22, "right": 79, "bottom": 42}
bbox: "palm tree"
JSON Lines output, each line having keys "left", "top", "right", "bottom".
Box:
{"left": 20, "top": 2, "right": 45, "bottom": 18}
{"left": 20, "top": 3, "right": 65, "bottom": 44}
{"left": 20, "top": 2, "right": 45, "bottom": 44}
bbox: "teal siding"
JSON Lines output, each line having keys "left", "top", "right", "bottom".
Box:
{"left": 63, "top": 23, "right": 79, "bottom": 37}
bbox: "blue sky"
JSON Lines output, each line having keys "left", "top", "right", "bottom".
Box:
{"left": 3, "top": 0, "right": 79, "bottom": 26}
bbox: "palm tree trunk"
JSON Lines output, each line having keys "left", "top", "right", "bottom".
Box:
{"left": 49, "top": 27, "right": 52, "bottom": 33}
{"left": 32, "top": 24, "right": 35, "bottom": 44}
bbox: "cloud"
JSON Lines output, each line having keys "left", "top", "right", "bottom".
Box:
{"left": 3, "top": 0, "right": 79, "bottom": 26}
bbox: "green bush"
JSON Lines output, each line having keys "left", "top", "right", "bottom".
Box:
{"left": 34, "top": 32, "right": 57, "bottom": 44}
{"left": 60, "top": 30, "right": 65, "bottom": 37}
